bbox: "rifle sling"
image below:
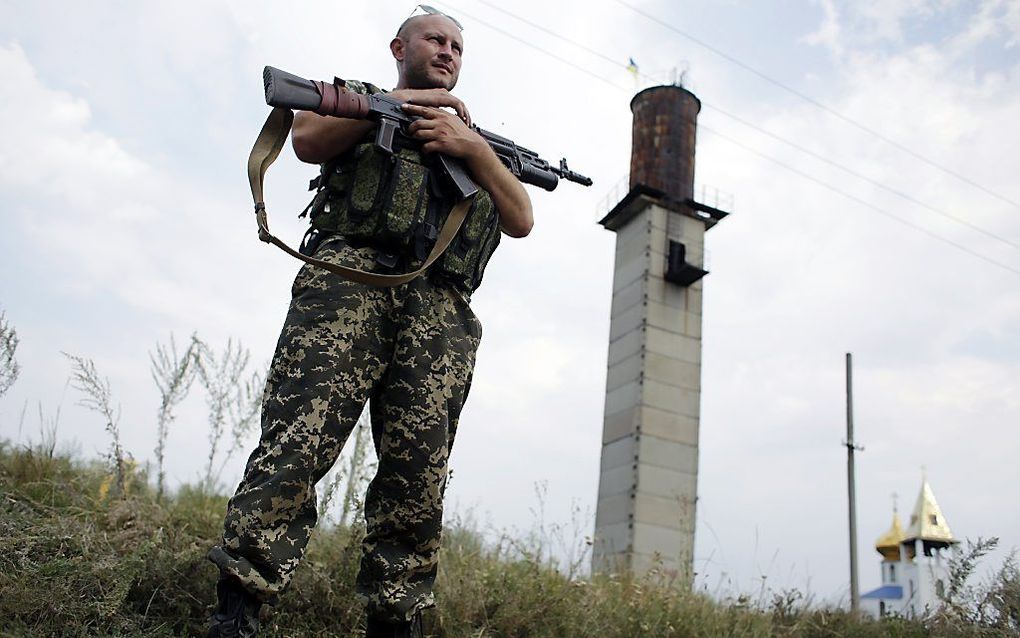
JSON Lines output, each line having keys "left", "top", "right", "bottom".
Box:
{"left": 247, "top": 106, "right": 473, "bottom": 287}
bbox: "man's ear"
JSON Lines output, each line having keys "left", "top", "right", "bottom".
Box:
{"left": 390, "top": 37, "right": 405, "bottom": 62}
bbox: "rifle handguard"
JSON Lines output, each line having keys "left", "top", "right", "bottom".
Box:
{"left": 313, "top": 79, "right": 370, "bottom": 119}
{"left": 518, "top": 163, "right": 559, "bottom": 191}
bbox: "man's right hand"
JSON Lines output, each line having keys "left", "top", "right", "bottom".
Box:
{"left": 389, "top": 88, "right": 471, "bottom": 127}
{"left": 293, "top": 88, "right": 471, "bottom": 165}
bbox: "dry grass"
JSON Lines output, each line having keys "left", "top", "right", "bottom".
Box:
{"left": 2, "top": 441, "right": 1016, "bottom": 638}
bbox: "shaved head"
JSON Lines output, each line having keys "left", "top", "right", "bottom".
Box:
{"left": 391, "top": 13, "right": 465, "bottom": 90}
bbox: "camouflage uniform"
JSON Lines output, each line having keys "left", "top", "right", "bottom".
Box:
{"left": 209, "top": 81, "right": 488, "bottom": 623}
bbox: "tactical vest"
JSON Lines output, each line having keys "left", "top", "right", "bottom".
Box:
{"left": 299, "top": 81, "right": 501, "bottom": 294}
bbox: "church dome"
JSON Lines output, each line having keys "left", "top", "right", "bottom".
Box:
{"left": 875, "top": 510, "right": 904, "bottom": 561}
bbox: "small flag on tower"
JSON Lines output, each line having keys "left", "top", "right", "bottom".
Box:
{"left": 626, "top": 57, "right": 639, "bottom": 78}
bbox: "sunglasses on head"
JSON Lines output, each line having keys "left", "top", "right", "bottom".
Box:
{"left": 407, "top": 4, "right": 464, "bottom": 31}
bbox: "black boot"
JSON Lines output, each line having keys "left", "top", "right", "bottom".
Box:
{"left": 365, "top": 610, "right": 424, "bottom": 638}
{"left": 206, "top": 576, "right": 262, "bottom": 638}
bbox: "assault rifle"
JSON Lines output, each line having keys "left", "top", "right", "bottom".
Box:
{"left": 263, "top": 66, "right": 592, "bottom": 200}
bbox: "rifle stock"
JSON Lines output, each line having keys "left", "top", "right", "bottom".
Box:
{"left": 263, "top": 66, "right": 322, "bottom": 111}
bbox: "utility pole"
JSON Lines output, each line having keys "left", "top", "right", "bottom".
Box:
{"left": 845, "top": 352, "right": 861, "bottom": 616}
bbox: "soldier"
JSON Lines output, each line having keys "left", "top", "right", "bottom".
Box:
{"left": 206, "top": 5, "right": 533, "bottom": 638}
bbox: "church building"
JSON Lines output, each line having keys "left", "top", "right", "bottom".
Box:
{"left": 862, "top": 476, "right": 958, "bottom": 618}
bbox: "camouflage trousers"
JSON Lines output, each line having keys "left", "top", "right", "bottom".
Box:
{"left": 208, "top": 236, "right": 481, "bottom": 622}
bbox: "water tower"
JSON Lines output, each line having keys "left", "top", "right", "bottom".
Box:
{"left": 593, "top": 84, "right": 728, "bottom": 582}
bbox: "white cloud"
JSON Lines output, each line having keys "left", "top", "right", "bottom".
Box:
{"left": 0, "top": 44, "right": 146, "bottom": 189}
{"left": 802, "top": 0, "right": 844, "bottom": 57}
{"left": 857, "top": 0, "right": 945, "bottom": 43}
{"left": 947, "top": 0, "right": 1020, "bottom": 54}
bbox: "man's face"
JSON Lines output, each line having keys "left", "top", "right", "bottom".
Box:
{"left": 393, "top": 15, "right": 463, "bottom": 90}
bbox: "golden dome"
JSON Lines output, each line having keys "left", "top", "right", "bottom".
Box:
{"left": 875, "top": 510, "right": 905, "bottom": 561}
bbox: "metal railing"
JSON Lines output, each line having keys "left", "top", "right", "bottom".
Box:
{"left": 596, "top": 175, "right": 735, "bottom": 219}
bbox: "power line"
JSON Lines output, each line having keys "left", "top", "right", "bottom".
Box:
{"left": 700, "top": 124, "right": 1020, "bottom": 277}
{"left": 473, "top": 0, "right": 644, "bottom": 76}
{"left": 437, "top": 0, "right": 1020, "bottom": 278}
{"left": 705, "top": 104, "right": 1020, "bottom": 253}
{"left": 439, "top": 1, "right": 628, "bottom": 92}
{"left": 611, "top": 0, "right": 1020, "bottom": 210}
{"left": 449, "top": 0, "right": 1020, "bottom": 254}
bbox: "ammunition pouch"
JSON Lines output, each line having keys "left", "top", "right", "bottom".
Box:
{"left": 434, "top": 194, "right": 501, "bottom": 292}
{"left": 308, "top": 144, "right": 428, "bottom": 249}
{"left": 304, "top": 142, "right": 501, "bottom": 292}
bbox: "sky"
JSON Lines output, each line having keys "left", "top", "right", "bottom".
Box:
{"left": 2, "top": 0, "right": 1019, "bottom": 606}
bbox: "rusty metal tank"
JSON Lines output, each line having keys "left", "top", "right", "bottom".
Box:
{"left": 629, "top": 85, "right": 701, "bottom": 202}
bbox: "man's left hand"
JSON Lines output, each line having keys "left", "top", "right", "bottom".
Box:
{"left": 402, "top": 103, "right": 486, "bottom": 160}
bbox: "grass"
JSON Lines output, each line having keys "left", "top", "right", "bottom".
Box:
{"left": 2, "top": 440, "right": 1017, "bottom": 637}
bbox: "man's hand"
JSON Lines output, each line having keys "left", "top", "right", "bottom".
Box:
{"left": 403, "top": 103, "right": 484, "bottom": 159}
{"left": 391, "top": 88, "right": 471, "bottom": 127}
{"left": 293, "top": 89, "right": 470, "bottom": 164}
{"left": 402, "top": 103, "right": 533, "bottom": 238}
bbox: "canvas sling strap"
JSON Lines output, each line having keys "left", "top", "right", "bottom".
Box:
{"left": 247, "top": 106, "right": 474, "bottom": 287}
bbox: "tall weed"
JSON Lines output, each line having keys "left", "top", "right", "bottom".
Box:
{"left": 194, "top": 338, "right": 263, "bottom": 493}
{"left": 150, "top": 333, "right": 199, "bottom": 501}
{"left": 0, "top": 309, "right": 21, "bottom": 398}
{"left": 64, "top": 352, "right": 128, "bottom": 494}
